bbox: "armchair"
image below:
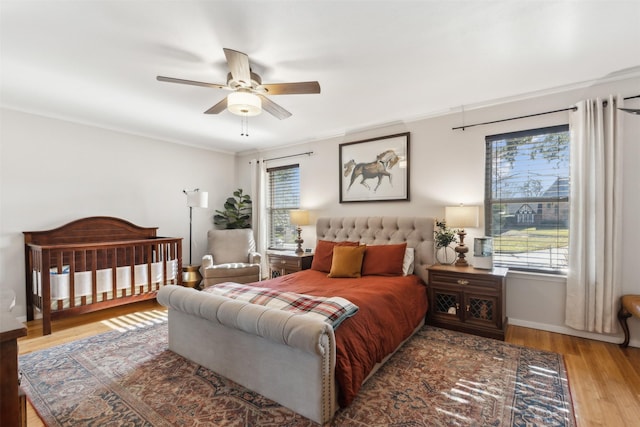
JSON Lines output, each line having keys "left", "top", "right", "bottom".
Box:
{"left": 200, "top": 229, "right": 262, "bottom": 288}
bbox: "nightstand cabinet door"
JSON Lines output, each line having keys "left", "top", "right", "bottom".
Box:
{"left": 463, "top": 292, "right": 501, "bottom": 330}
{"left": 267, "top": 252, "right": 313, "bottom": 278}
{"left": 430, "top": 287, "right": 464, "bottom": 322}
{"left": 427, "top": 265, "right": 507, "bottom": 340}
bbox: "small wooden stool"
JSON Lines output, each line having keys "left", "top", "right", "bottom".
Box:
{"left": 618, "top": 295, "right": 640, "bottom": 348}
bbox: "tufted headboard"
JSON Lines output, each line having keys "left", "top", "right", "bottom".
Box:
{"left": 316, "top": 217, "right": 435, "bottom": 284}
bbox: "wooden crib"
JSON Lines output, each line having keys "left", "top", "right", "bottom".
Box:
{"left": 24, "top": 216, "right": 182, "bottom": 335}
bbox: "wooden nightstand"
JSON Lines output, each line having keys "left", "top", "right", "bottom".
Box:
{"left": 267, "top": 251, "right": 314, "bottom": 278}
{"left": 426, "top": 264, "right": 508, "bottom": 340}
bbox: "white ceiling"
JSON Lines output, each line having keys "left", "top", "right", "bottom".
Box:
{"left": 2, "top": 1, "right": 639, "bottom": 154}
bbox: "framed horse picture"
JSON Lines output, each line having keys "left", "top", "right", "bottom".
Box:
{"left": 339, "top": 132, "right": 410, "bottom": 203}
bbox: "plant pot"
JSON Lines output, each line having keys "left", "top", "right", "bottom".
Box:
{"left": 436, "top": 246, "right": 456, "bottom": 265}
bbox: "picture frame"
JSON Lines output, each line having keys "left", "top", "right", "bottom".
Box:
{"left": 339, "top": 132, "right": 410, "bottom": 203}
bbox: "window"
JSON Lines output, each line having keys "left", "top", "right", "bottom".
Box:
{"left": 485, "top": 125, "right": 569, "bottom": 274}
{"left": 267, "top": 164, "right": 300, "bottom": 249}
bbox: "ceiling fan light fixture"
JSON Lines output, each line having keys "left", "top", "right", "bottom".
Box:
{"left": 227, "top": 91, "right": 261, "bottom": 116}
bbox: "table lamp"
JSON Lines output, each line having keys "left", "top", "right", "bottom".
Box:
{"left": 289, "top": 209, "right": 310, "bottom": 254}
{"left": 445, "top": 205, "right": 479, "bottom": 266}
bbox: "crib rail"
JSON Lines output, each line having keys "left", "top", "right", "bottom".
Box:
{"left": 25, "top": 237, "right": 182, "bottom": 335}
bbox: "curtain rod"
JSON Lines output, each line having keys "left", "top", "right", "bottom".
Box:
{"left": 249, "top": 151, "right": 314, "bottom": 164}
{"left": 452, "top": 94, "right": 640, "bottom": 131}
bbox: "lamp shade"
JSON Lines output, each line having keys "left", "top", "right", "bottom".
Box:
{"left": 186, "top": 191, "right": 208, "bottom": 208}
{"left": 445, "top": 205, "right": 479, "bottom": 229}
{"left": 227, "top": 91, "right": 262, "bottom": 116}
{"left": 289, "top": 209, "right": 310, "bottom": 226}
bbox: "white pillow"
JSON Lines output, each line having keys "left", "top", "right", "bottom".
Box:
{"left": 402, "top": 248, "right": 415, "bottom": 276}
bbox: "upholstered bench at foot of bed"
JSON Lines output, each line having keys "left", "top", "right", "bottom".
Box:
{"left": 157, "top": 285, "right": 338, "bottom": 424}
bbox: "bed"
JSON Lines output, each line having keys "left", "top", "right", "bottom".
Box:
{"left": 158, "top": 216, "right": 434, "bottom": 424}
{"left": 24, "top": 216, "right": 182, "bottom": 335}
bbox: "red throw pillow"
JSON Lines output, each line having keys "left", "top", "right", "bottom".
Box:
{"left": 361, "top": 243, "right": 408, "bottom": 276}
{"left": 311, "top": 240, "right": 359, "bottom": 273}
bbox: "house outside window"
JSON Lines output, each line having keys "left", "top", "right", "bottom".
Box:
{"left": 266, "top": 164, "right": 300, "bottom": 249}
{"left": 485, "top": 125, "right": 570, "bottom": 274}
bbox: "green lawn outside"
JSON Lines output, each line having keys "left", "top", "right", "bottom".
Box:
{"left": 493, "top": 227, "right": 569, "bottom": 253}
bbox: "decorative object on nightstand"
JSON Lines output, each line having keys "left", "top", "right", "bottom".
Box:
{"left": 472, "top": 237, "right": 494, "bottom": 269}
{"left": 434, "top": 219, "right": 457, "bottom": 265}
{"left": 267, "top": 251, "right": 314, "bottom": 278}
{"left": 183, "top": 188, "right": 208, "bottom": 266}
{"left": 427, "top": 264, "right": 508, "bottom": 340}
{"left": 445, "top": 205, "right": 479, "bottom": 267}
{"left": 289, "top": 209, "right": 310, "bottom": 254}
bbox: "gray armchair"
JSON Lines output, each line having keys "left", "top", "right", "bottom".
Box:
{"left": 200, "top": 229, "right": 262, "bottom": 288}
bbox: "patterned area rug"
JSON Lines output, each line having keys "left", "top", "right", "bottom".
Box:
{"left": 19, "top": 315, "right": 576, "bottom": 426}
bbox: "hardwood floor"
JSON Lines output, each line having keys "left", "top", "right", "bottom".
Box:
{"left": 506, "top": 325, "right": 640, "bottom": 427}
{"left": 17, "top": 301, "right": 640, "bottom": 426}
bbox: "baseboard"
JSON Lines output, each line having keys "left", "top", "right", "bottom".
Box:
{"left": 508, "top": 318, "right": 640, "bottom": 348}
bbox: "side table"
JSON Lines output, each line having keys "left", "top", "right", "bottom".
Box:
{"left": 267, "top": 251, "right": 314, "bottom": 278}
{"left": 1, "top": 312, "right": 27, "bottom": 427}
{"left": 182, "top": 265, "right": 202, "bottom": 289}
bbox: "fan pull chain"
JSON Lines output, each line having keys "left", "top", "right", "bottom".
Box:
{"left": 240, "top": 115, "right": 249, "bottom": 137}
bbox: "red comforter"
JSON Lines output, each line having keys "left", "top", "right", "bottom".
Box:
{"left": 253, "top": 269, "right": 428, "bottom": 407}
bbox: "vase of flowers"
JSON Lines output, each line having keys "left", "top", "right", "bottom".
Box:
{"left": 434, "top": 219, "right": 457, "bottom": 264}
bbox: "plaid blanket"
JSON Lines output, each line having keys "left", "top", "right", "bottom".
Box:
{"left": 204, "top": 282, "right": 359, "bottom": 329}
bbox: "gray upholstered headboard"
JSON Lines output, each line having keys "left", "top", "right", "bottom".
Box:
{"left": 316, "top": 217, "right": 435, "bottom": 284}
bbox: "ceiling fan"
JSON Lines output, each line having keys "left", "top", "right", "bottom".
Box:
{"left": 157, "top": 48, "right": 320, "bottom": 120}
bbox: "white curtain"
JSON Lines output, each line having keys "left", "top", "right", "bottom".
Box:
{"left": 250, "top": 158, "right": 268, "bottom": 276}
{"left": 565, "top": 95, "right": 623, "bottom": 333}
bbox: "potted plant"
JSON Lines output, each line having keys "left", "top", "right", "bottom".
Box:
{"left": 434, "top": 219, "right": 457, "bottom": 264}
{"left": 213, "top": 189, "right": 252, "bottom": 229}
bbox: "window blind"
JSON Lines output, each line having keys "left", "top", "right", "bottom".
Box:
{"left": 485, "top": 125, "right": 570, "bottom": 274}
{"left": 267, "top": 164, "right": 300, "bottom": 248}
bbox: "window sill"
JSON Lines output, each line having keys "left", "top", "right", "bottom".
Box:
{"left": 506, "top": 269, "right": 567, "bottom": 284}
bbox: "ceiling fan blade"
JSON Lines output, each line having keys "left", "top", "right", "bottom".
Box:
{"left": 619, "top": 108, "right": 640, "bottom": 115}
{"left": 157, "top": 75, "right": 227, "bottom": 89}
{"left": 204, "top": 97, "right": 228, "bottom": 114}
{"left": 258, "top": 95, "right": 292, "bottom": 120}
{"left": 260, "top": 81, "right": 321, "bottom": 95}
{"left": 223, "top": 48, "right": 251, "bottom": 87}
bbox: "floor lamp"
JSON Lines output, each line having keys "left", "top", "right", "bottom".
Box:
{"left": 183, "top": 189, "right": 208, "bottom": 266}
{"left": 445, "top": 205, "right": 479, "bottom": 267}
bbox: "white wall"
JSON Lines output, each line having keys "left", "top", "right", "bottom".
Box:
{"left": 2, "top": 76, "right": 638, "bottom": 346}
{"left": 0, "top": 109, "right": 237, "bottom": 319}
{"left": 236, "top": 76, "right": 640, "bottom": 346}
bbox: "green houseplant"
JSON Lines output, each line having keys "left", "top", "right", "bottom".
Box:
{"left": 213, "top": 189, "right": 252, "bottom": 229}
{"left": 434, "top": 219, "right": 457, "bottom": 264}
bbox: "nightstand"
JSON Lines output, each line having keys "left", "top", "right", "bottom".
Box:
{"left": 426, "top": 264, "right": 508, "bottom": 340}
{"left": 267, "top": 251, "right": 314, "bottom": 278}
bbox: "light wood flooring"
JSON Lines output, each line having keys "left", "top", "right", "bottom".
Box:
{"left": 17, "top": 301, "right": 640, "bottom": 427}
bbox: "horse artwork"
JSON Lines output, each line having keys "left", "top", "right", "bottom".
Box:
{"left": 343, "top": 150, "right": 400, "bottom": 192}
{"left": 339, "top": 132, "right": 410, "bottom": 203}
